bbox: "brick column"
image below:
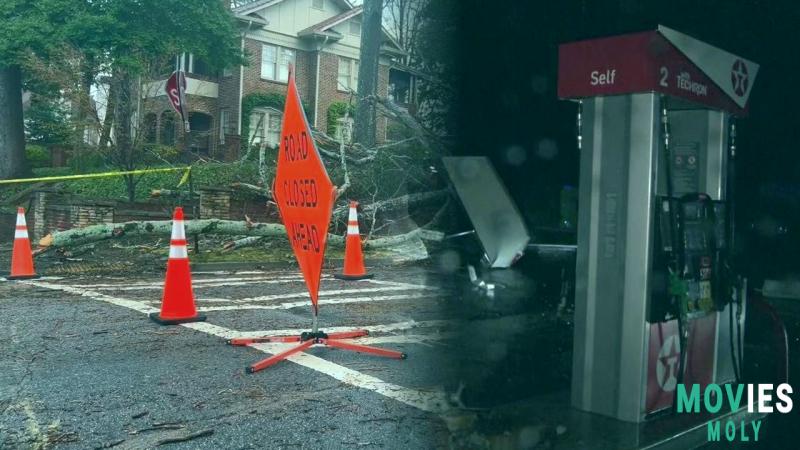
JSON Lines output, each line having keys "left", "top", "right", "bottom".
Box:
{"left": 70, "top": 202, "right": 115, "bottom": 228}
{"left": 199, "top": 188, "right": 232, "bottom": 220}
{"left": 33, "top": 191, "right": 48, "bottom": 240}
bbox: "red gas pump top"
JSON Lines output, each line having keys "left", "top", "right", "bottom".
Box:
{"left": 558, "top": 26, "right": 759, "bottom": 116}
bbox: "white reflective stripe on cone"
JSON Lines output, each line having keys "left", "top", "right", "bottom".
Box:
{"left": 347, "top": 225, "right": 359, "bottom": 234}
{"left": 169, "top": 245, "right": 188, "bottom": 259}
{"left": 172, "top": 220, "right": 186, "bottom": 239}
{"left": 348, "top": 208, "right": 357, "bottom": 221}
{"left": 14, "top": 229, "right": 29, "bottom": 239}
{"left": 16, "top": 214, "right": 26, "bottom": 226}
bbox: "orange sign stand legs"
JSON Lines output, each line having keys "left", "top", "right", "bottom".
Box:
{"left": 227, "top": 68, "right": 405, "bottom": 373}
{"left": 229, "top": 327, "right": 407, "bottom": 373}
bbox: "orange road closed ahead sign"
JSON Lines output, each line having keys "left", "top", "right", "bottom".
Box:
{"left": 273, "top": 70, "right": 336, "bottom": 313}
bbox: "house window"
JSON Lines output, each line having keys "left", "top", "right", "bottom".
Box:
{"left": 177, "top": 53, "right": 213, "bottom": 77}
{"left": 337, "top": 57, "right": 359, "bottom": 92}
{"left": 249, "top": 108, "right": 282, "bottom": 148}
{"left": 349, "top": 20, "right": 361, "bottom": 35}
{"left": 312, "top": 0, "right": 324, "bottom": 9}
{"left": 261, "top": 45, "right": 295, "bottom": 83}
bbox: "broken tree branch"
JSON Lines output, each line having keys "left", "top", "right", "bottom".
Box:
{"left": 222, "top": 236, "right": 265, "bottom": 252}
{"left": 229, "top": 182, "right": 272, "bottom": 198}
{"left": 333, "top": 189, "right": 447, "bottom": 220}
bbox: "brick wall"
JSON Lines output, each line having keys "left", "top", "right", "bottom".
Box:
{"left": 316, "top": 51, "right": 390, "bottom": 142}
{"left": 199, "top": 188, "right": 232, "bottom": 220}
{"left": 31, "top": 192, "right": 116, "bottom": 240}
{"left": 242, "top": 38, "right": 315, "bottom": 110}
{"left": 141, "top": 91, "right": 219, "bottom": 158}
{"left": 316, "top": 51, "right": 353, "bottom": 135}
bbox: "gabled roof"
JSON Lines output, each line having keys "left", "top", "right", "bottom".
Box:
{"left": 298, "top": 6, "right": 363, "bottom": 37}
{"left": 233, "top": 0, "right": 285, "bottom": 16}
{"left": 297, "top": 6, "right": 405, "bottom": 55}
{"left": 233, "top": 0, "right": 352, "bottom": 16}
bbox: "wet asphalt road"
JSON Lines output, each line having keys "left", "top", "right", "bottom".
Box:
{"left": 0, "top": 265, "right": 460, "bottom": 449}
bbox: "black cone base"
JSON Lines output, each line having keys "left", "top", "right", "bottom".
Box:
{"left": 149, "top": 312, "right": 207, "bottom": 325}
{"left": 334, "top": 273, "right": 374, "bottom": 281}
{"left": 4, "top": 274, "right": 41, "bottom": 280}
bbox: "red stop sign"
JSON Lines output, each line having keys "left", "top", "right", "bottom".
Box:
{"left": 273, "top": 71, "right": 336, "bottom": 313}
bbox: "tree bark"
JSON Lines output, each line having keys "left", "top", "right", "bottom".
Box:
{"left": 0, "top": 65, "right": 27, "bottom": 179}
{"left": 354, "top": 0, "right": 383, "bottom": 147}
{"left": 99, "top": 76, "right": 117, "bottom": 149}
{"left": 111, "top": 70, "right": 138, "bottom": 202}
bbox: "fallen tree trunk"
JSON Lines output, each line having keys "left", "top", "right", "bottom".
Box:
{"left": 39, "top": 218, "right": 444, "bottom": 249}
{"left": 38, "top": 219, "right": 301, "bottom": 248}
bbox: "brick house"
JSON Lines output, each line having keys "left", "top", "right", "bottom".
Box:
{"left": 140, "top": 0, "right": 406, "bottom": 160}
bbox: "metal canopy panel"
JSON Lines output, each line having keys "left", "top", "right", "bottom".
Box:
{"left": 658, "top": 26, "right": 758, "bottom": 108}
{"left": 443, "top": 156, "right": 530, "bottom": 268}
{"left": 557, "top": 26, "right": 759, "bottom": 115}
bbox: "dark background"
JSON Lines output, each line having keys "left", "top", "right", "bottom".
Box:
{"left": 453, "top": 0, "right": 800, "bottom": 279}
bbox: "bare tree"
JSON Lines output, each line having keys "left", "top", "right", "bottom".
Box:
{"left": 383, "top": 0, "right": 427, "bottom": 65}
{"left": 354, "top": 0, "right": 383, "bottom": 147}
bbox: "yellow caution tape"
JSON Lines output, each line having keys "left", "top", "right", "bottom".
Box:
{"left": 0, "top": 166, "right": 193, "bottom": 186}
{"left": 177, "top": 166, "right": 192, "bottom": 187}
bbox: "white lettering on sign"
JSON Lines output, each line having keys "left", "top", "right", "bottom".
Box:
{"left": 676, "top": 71, "right": 708, "bottom": 96}
{"left": 168, "top": 88, "right": 181, "bottom": 108}
{"left": 590, "top": 69, "right": 616, "bottom": 86}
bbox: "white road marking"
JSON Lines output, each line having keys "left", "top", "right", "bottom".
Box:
{"left": 24, "top": 280, "right": 157, "bottom": 314}
{"left": 1, "top": 276, "right": 63, "bottom": 282}
{"left": 196, "top": 292, "right": 433, "bottom": 312}
{"left": 252, "top": 341, "right": 449, "bottom": 413}
{"left": 233, "top": 284, "right": 437, "bottom": 304}
{"left": 21, "top": 279, "right": 452, "bottom": 415}
{"left": 191, "top": 270, "right": 274, "bottom": 275}
{"left": 92, "top": 276, "right": 316, "bottom": 291}
{"left": 365, "top": 279, "right": 433, "bottom": 291}
{"left": 66, "top": 274, "right": 314, "bottom": 288}
{"left": 354, "top": 333, "right": 452, "bottom": 346}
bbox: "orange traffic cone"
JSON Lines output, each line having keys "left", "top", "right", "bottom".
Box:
{"left": 149, "top": 207, "right": 206, "bottom": 325}
{"left": 334, "top": 201, "right": 373, "bottom": 280}
{"left": 6, "top": 207, "right": 39, "bottom": 280}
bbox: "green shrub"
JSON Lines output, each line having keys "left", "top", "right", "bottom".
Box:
{"left": 142, "top": 144, "right": 181, "bottom": 164}
{"left": 25, "top": 145, "right": 50, "bottom": 168}
{"left": 327, "top": 101, "right": 355, "bottom": 135}
{"left": 69, "top": 150, "right": 110, "bottom": 171}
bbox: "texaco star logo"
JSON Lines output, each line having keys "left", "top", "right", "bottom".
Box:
{"left": 731, "top": 59, "right": 749, "bottom": 97}
{"left": 656, "top": 335, "right": 680, "bottom": 392}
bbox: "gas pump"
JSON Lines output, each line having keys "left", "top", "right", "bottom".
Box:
{"left": 558, "top": 26, "right": 758, "bottom": 422}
